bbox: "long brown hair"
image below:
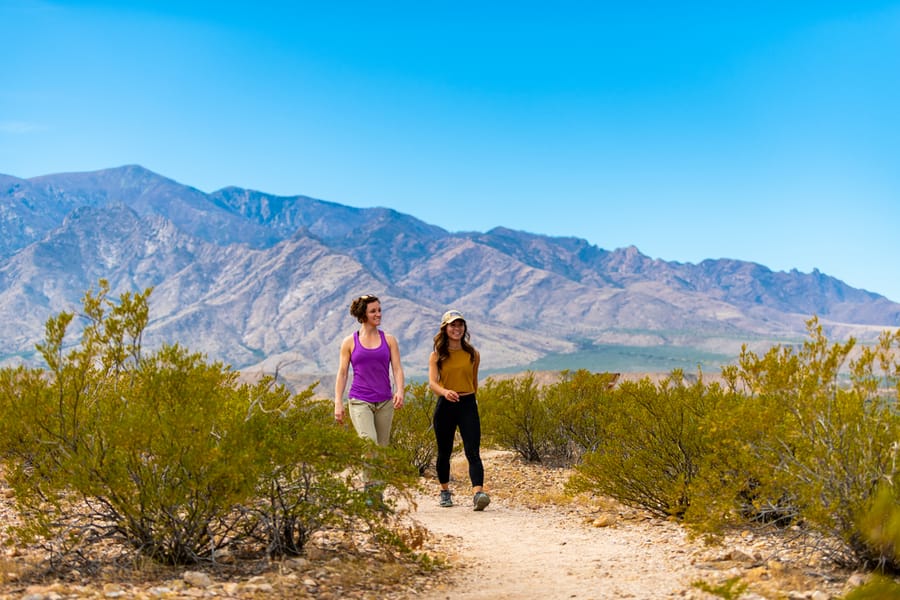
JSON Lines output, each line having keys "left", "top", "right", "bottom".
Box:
{"left": 433, "top": 321, "right": 476, "bottom": 375}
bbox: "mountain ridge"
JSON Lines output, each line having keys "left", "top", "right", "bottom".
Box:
{"left": 1, "top": 165, "right": 897, "bottom": 382}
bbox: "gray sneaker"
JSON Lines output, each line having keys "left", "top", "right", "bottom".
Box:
{"left": 473, "top": 491, "right": 491, "bottom": 511}
{"left": 440, "top": 489, "right": 453, "bottom": 508}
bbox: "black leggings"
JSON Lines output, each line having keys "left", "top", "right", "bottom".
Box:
{"left": 433, "top": 394, "right": 484, "bottom": 487}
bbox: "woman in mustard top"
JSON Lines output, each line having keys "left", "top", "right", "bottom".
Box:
{"left": 428, "top": 309, "right": 490, "bottom": 511}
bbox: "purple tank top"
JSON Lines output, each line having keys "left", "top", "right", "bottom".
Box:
{"left": 348, "top": 330, "right": 392, "bottom": 403}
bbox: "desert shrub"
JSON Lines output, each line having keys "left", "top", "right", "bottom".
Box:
{"left": 744, "top": 320, "right": 900, "bottom": 568}
{"left": 0, "top": 280, "right": 417, "bottom": 567}
{"left": 690, "top": 319, "right": 900, "bottom": 569}
{"left": 855, "top": 483, "right": 900, "bottom": 572}
{"left": 684, "top": 376, "right": 797, "bottom": 533}
{"left": 478, "top": 370, "right": 619, "bottom": 464}
{"left": 0, "top": 365, "right": 48, "bottom": 459}
{"left": 391, "top": 381, "right": 438, "bottom": 475}
{"left": 1, "top": 284, "right": 259, "bottom": 564}
{"left": 240, "top": 387, "right": 417, "bottom": 558}
{"left": 843, "top": 575, "right": 900, "bottom": 599}
{"left": 543, "top": 370, "right": 619, "bottom": 463}
{"left": 568, "top": 370, "right": 718, "bottom": 518}
{"left": 478, "top": 373, "right": 558, "bottom": 462}
{"left": 691, "top": 576, "right": 748, "bottom": 599}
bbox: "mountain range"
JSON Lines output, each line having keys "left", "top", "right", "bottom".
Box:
{"left": 2, "top": 165, "right": 899, "bottom": 387}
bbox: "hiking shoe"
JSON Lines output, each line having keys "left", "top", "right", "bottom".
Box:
{"left": 439, "top": 490, "right": 453, "bottom": 508}
{"left": 473, "top": 491, "right": 491, "bottom": 511}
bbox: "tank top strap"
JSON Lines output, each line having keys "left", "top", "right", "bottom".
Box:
{"left": 353, "top": 329, "right": 386, "bottom": 351}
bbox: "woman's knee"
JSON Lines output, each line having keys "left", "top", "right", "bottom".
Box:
{"left": 462, "top": 443, "right": 482, "bottom": 461}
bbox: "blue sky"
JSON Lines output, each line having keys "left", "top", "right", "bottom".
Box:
{"left": 3, "top": 1, "right": 900, "bottom": 302}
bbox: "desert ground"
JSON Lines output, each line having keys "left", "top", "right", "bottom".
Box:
{"left": 1, "top": 449, "right": 867, "bottom": 600}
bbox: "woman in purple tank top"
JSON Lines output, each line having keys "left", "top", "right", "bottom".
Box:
{"left": 334, "top": 294, "right": 405, "bottom": 447}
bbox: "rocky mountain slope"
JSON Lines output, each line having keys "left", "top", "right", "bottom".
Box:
{"left": 2, "top": 165, "right": 898, "bottom": 381}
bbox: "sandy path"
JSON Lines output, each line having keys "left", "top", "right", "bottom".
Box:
{"left": 406, "top": 490, "right": 708, "bottom": 600}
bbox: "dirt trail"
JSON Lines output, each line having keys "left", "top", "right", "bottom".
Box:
{"left": 406, "top": 484, "right": 709, "bottom": 599}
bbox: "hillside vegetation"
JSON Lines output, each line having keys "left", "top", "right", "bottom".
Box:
{"left": 2, "top": 282, "right": 900, "bottom": 598}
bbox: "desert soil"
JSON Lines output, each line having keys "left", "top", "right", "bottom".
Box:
{"left": 1, "top": 450, "right": 863, "bottom": 599}
{"left": 406, "top": 487, "right": 702, "bottom": 599}
{"left": 399, "top": 449, "right": 857, "bottom": 600}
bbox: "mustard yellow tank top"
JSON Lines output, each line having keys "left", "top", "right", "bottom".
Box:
{"left": 439, "top": 348, "right": 478, "bottom": 394}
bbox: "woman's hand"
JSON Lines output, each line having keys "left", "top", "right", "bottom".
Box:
{"left": 334, "top": 399, "right": 345, "bottom": 424}
{"left": 444, "top": 388, "right": 460, "bottom": 402}
{"left": 393, "top": 391, "right": 404, "bottom": 408}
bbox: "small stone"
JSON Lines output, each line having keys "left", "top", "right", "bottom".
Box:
{"left": 287, "top": 557, "right": 310, "bottom": 568}
{"left": 147, "top": 587, "right": 173, "bottom": 596}
{"left": 592, "top": 514, "right": 616, "bottom": 527}
{"left": 844, "top": 572, "right": 868, "bottom": 589}
{"left": 221, "top": 583, "right": 239, "bottom": 594}
{"left": 182, "top": 570, "right": 213, "bottom": 588}
{"left": 725, "top": 548, "right": 756, "bottom": 564}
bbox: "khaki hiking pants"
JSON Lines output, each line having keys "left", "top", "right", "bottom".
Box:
{"left": 348, "top": 398, "right": 394, "bottom": 447}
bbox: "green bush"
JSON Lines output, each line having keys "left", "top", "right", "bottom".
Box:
{"left": 543, "top": 370, "right": 619, "bottom": 462}
{"left": 691, "top": 576, "right": 748, "bottom": 599}
{"left": 842, "top": 574, "right": 900, "bottom": 599}
{"left": 478, "top": 373, "right": 558, "bottom": 462}
{"left": 855, "top": 483, "right": 900, "bottom": 571}
{"left": 684, "top": 376, "right": 796, "bottom": 532}
{"left": 391, "top": 381, "right": 438, "bottom": 475}
{"left": 240, "top": 389, "right": 417, "bottom": 558}
{"left": 0, "top": 280, "right": 417, "bottom": 567}
{"left": 719, "top": 319, "right": 900, "bottom": 568}
{"left": 557, "top": 320, "right": 900, "bottom": 572}
{"left": 568, "top": 370, "right": 719, "bottom": 518}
